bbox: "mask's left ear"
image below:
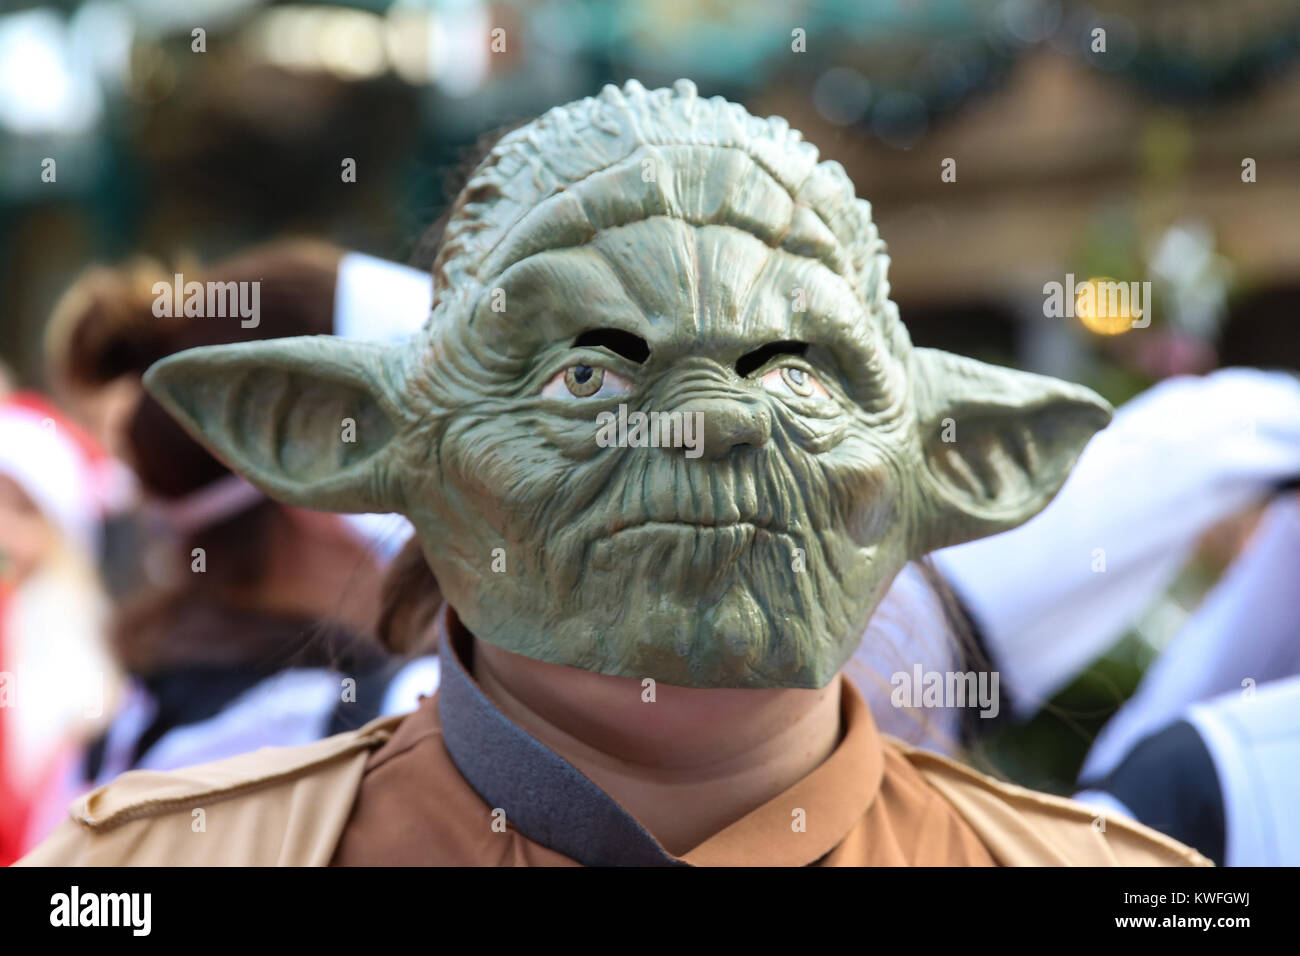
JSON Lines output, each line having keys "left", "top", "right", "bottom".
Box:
{"left": 909, "top": 347, "right": 1113, "bottom": 556}
{"left": 143, "top": 336, "right": 408, "bottom": 514}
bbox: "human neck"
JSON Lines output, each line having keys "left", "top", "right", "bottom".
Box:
{"left": 471, "top": 634, "right": 844, "bottom": 857}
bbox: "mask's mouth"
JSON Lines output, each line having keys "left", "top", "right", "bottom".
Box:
{"left": 588, "top": 521, "right": 798, "bottom": 576}
{"left": 608, "top": 518, "right": 782, "bottom": 537}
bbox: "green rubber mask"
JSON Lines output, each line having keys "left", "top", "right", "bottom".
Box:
{"left": 145, "top": 79, "right": 1112, "bottom": 689}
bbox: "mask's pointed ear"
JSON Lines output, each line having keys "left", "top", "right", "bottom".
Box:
{"left": 910, "top": 347, "right": 1113, "bottom": 555}
{"left": 143, "top": 336, "right": 408, "bottom": 514}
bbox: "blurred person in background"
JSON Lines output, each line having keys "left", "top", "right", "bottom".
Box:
{"left": 0, "top": 396, "right": 119, "bottom": 865}
{"left": 1072, "top": 489, "right": 1300, "bottom": 866}
{"left": 932, "top": 368, "right": 1300, "bottom": 724}
{"left": 23, "top": 239, "right": 431, "bottom": 851}
{"left": 855, "top": 367, "right": 1300, "bottom": 863}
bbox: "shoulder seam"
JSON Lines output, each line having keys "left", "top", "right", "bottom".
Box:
{"left": 78, "top": 717, "right": 401, "bottom": 832}
{"left": 884, "top": 735, "right": 1213, "bottom": 866}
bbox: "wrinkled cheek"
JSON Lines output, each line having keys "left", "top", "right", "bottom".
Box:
{"left": 849, "top": 470, "right": 903, "bottom": 547}
{"left": 441, "top": 417, "right": 548, "bottom": 509}
{"left": 816, "top": 448, "right": 902, "bottom": 548}
{"left": 407, "top": 432, "right": 524, "bottom": 578}
{"left": 808, "top": 454, "right": 912, "bottom": 624}
{"left": 436, "top": 425, "right": 613, "bottom": 573}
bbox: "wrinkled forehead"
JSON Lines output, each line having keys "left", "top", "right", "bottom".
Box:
{"left": 421, "top": 83, "right": 909, "bottom": 399}
{"left": 453, "top": 142, "right": 886, "bottom": 354}
{"left": 473, "top": 219, "right": 873, "bottom": 363}
{"left": 472, "top": 144, "right": 855, "bottom": 291}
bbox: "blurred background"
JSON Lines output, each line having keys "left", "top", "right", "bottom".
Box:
{"left": 2, "top": 0, "right": 1300, "bottom": 808}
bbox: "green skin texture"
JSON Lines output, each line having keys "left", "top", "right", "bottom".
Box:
{"left": 144, "top": 80, "right": 1113, "bottom": 690}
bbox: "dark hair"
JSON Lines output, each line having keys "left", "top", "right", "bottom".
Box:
{"left": 376, "top": 535, "right": 442, "bottom": 654}
{"left": 406, "top": 120, "right": 528, "bottom": 271}
{"left": 49, "top": 239, "right": 342, "bottom": 498}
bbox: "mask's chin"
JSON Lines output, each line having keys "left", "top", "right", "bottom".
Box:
{"left": 461, "top": 551, "right": 884, "bottom": 691}
{"left": 424, "top": 483, "right": 898, "bottom": 689}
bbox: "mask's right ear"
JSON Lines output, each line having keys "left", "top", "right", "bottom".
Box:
{"left": 143, "top": 335, "right": 408, "bottom": 514}
{"left": 908, "top": 347, "right": 1113, "bottom": 555}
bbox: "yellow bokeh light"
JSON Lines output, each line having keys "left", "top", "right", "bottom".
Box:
{"left": 1075, "top": 276, "right": 1136, "bottom": 336}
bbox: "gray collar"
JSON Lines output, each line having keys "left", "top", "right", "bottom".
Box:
{"left": 436, "top": 611, "right": 686, "bottom": 867}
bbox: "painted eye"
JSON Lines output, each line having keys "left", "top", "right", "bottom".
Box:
{"left": 760, "top": 365, "right": 829, "bottom": 400}
{"left": 542, "top": 364, "right": 632, "bottom": 400}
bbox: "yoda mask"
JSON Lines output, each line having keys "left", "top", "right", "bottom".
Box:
{"left": 145, "top": 79, "right": 1111, "bottom": 689}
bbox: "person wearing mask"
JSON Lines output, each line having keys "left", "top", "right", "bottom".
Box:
{"left": 22, "top": 82, "right": 1206, "bottom": 867}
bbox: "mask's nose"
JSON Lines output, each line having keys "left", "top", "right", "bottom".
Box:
{"left": 671, "top": 396, "right": 772, "bottom": 460}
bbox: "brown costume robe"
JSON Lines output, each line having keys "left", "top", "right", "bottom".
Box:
{"left": 20, "top": 615, "right": 1210, "bottom": 867}
{"left": 331, "top": 614, "right": 996, "bottom": 866}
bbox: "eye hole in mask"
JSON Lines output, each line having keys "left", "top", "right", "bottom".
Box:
{"left": 542, "top": 364, "right": 634, "bottom": 400}
{"left": 759, "top": 365, "right": 829, "bottom": 400}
